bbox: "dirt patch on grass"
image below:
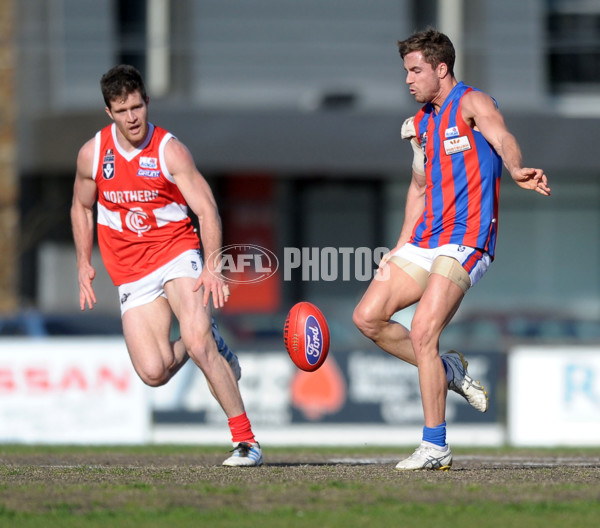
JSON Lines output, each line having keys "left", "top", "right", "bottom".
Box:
{"left": 1, "top": 450, "right": 599, "bottom": 514}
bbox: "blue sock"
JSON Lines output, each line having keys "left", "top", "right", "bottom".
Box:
{"left": 422, "top": 422, "right": 447, "bottom": 448}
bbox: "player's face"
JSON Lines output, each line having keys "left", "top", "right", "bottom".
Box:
{"left": 105, "top": 91, "right": 149, "bottom": 148}
{"left": 403, "top": 51, "right": 441, "bottom": 104}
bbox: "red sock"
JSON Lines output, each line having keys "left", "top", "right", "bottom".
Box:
{"left": 228, "top": 412, "right": 256, "bottom": 444}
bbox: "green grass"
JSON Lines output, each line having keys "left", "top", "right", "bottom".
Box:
{"left": 1, "top": 445, "right": 599, "bottom": 527}
{"left": 3, "top": 503, "right": 600, "bottom": 528}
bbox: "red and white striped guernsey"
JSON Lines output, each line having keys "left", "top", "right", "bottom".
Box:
{"left": 91, "top": 123, "right": 199, "bottom": 285}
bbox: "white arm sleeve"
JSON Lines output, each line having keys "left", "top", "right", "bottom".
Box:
{"left": 401, "top": 116, "right": 425, "bottom": 176}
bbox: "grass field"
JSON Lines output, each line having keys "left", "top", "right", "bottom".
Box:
{"left": 1, "top": 444, "right": 599, "bottom": 527}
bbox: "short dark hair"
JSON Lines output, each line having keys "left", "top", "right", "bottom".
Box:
{"left": 397, "top": 28, "right": 455, "bottom": 77}
{"left": 100, "top": 65, "right": 148, "bottom": 108}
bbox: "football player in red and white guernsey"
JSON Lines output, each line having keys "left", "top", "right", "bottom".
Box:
{"left": 71, "top": 65, "right": 262, "bottom": 466}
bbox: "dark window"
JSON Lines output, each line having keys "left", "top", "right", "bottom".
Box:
{"left": 412, "top": 0, "right": 438, "bottom": 30}
{"left": 547, "top": 2, "right": 600, "bottom": 93}
{"left": 117, "top": 0, "right": 147, "bottom": 75}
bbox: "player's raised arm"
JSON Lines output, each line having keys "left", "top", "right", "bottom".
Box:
{"left": 461, "top": 91, "right": 551, "bottom": 196}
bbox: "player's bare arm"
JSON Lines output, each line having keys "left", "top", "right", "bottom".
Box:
{"left": 378, "top": 117, "right": 428, "bottom": 271}
{"left": 397, "top": 169, "right": 427, "bottom": 248}
{"left": 397, "top": 115, "right": 428, "bottom": 249}
{"left": 379, "top": 168, "right": 427, "bottom": 272}
{"left": 164, "top": 138, "right": 229, "bottom": 309}
{"left": 71, "top": 139, "right": 99, "bottom": 310}
{"left": 461, "top": 91, "right": 551, "bottom": 196}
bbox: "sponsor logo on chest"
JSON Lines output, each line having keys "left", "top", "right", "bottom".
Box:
{"left": 139, "top": 156, "right": 157, "bottom": 169}
{"left": 137, "top": 156, "right": 160, "bottom": 178}
{"left": 443, "top": 135, "right": 471, "bottom": 156}
{"left": 444, "top": 126, "right": 460, "bottom": 138}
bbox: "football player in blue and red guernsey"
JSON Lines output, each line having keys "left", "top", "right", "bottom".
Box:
{"left": 353, "top": 29, "right": 550, "bottom": 471}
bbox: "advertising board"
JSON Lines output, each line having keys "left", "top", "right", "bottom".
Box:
{"left": 508, "top": 346, "right": 600, "bottom": 446}
{"left": 0, "top": 338, "right": 150, "bottom": 444}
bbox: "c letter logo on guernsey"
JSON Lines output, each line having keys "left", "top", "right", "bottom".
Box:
{"left": 125, "top": 207, "right": 151, "bottom": 237}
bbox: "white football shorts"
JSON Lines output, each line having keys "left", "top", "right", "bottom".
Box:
{"left": 117, "top": 249, "right": 203, "bottom": 316}
{"left": 390, "top": 243, "right": 491, "bottom": 290}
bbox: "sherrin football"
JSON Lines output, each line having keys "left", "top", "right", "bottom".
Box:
{"left": 283, "top": 301, "right": 330, "bottom": 372}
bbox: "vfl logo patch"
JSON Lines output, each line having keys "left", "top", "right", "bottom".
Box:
{"left": 443, "top": 136, "right": 471, "bottom": 155}
{"left": 305, "top": 315, "right": 324, "bottom": 367}
{"left": 102, "top": 149, "right": 115, "bottom": 180}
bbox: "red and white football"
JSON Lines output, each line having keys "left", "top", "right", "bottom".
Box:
{"left": 283, "top": 301, "right": 330, "bottom": 372}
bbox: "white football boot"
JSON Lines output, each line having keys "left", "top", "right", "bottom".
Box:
{"left": 442, "top": 350, "right": 488, "bottom": 413}
{"left": 222, "top": 442, "right": 263, "bottom": 467}
{"left": 395, "top": 441, "right": 452, "bottom": 471}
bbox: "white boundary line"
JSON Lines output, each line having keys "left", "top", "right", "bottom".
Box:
{"left": 151, "top": 424, "right": 506, "bottom": 447}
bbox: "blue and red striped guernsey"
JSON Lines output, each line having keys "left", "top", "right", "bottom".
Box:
{"left": 411, "top": 82, "right": 503, "bottom": 258}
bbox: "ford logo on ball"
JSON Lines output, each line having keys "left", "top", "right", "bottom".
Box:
{"left": 304, "top": 315, "right": 323, "bottom": 366}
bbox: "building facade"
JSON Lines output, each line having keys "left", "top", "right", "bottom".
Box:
{"left": 14, "top": 0, "right": 600, "bottom": 338}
